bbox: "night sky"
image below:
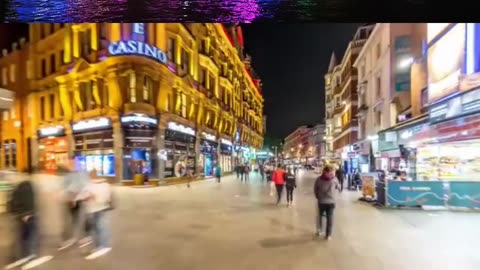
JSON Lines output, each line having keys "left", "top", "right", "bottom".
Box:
{"left": 243, "top": 23, "right": 362, "bottom": 139}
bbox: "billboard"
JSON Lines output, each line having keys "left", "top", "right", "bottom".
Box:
{"left": 428, "top": 23, "right": 465, "bottom": 103}
{"left": 393, "top": 36, "right": 412, "bottom": 91}
{"left": 427, "top": 23, "right": 451, "bottom": 43}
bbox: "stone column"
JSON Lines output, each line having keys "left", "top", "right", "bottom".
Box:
{"left": 157, "top": 127, "right": 166, "bottom": 182}
{"left": 194, "top": 132, "right": 202, "bottom": 175}
{"left": 112, "top": 120, "right": 124, "bottom": 184}
{"left": 29, "top": 135, "right": 39, "bottom": 170}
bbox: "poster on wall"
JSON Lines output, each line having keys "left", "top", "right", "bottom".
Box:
{"left": 174, "top": 156, "right": 187, "bottom": 177}
{"left": 428, "top": 23, "right": 465, "bottom": 103}
{"left": 361, "top": 174, "right": 376, "bottom": 198}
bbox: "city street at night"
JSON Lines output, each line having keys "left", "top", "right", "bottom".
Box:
{"left": 1, "top": 172, "right": 479, "bottom": 270}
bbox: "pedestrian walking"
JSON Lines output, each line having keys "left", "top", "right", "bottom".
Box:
{"left": 244, "top": 165, "right": 250, "bottom": 182}
{"left": 285, "top": 169, "right": 297, "bottom": 207}
{"left": 336, "top": 164, "right": 345, "bottom": 192}
{"left": 235, "top": 165, "right": 240, "bottom": 180}
{"left": 272, "top": 164, "right": 286, "bottom": 205}
{"left": 259, "top": 163, "right": 265, "bottom": 181}
{"left": 214, "top": 164, "right": 222, "bottom": 183}
{"left": 75, "top": 169, "right": 114, "bottom": 260}
{"left": 58, "top": 159, "right": 90, "bottom": 251}
{"left": 314, "top": 165, "right": 340, "bottom": 241}
{"left": 293, "top": 166, "right": 298, "bottom": 175}
{"left": 239, "top": 165, "right": 245, "bottom": 182}
{"left": 5, "top": 169, "right": 53, "bottom": 270}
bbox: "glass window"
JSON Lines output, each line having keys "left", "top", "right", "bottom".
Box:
{"left": 129, "top": 73, "right": 136, "bottom": 102}
{"left": 50, "top": 94, "right": 55, "bottom": 119}
{"left": 60, "top": 50, "right": 65, "bottom": 64}
{"left": 181, "top": 48, "right": 189, "bottom": 74}
{"left": 9, "top": 64, "right": 15, "bottom": 83}
{"left": 50, "top": 53, "right": 56, "bottom": 74}
{"left": 181, "top": 93, "right": 187, "bottom": 118}
{"left": 143, "top": 76, "right": 153, "bottom": 103}
{"left": 1, "top": 68, "right": 7, "bottom": 86}
{"left": 3, "top": 111, "right": 9, "bottom": 121}
{"left": 167, "top": 38, "right": 175, "bottom": 61}
{"left": 41, "top": 59, "right": 47, "bottom": 77}
{"left": 40, "top": 96, "right": 45, "bottom": 120}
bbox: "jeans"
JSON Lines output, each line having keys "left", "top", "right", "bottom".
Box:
{"left": 339, "top": 178, "right": 344, "bottom": 192}
{"left": 216, "top": 176, "right": 221, "bottom": 183}
{"left": 62, "top": 201, "right": 83, "bottom": 241}
{"left": 286, "top": 186, "right": 294, "bottom": 202}
{"left": 240, "top": 173, "right": 244, "bottom": 182}
{"left": 317, "top": 203, "right": 335, "bottom": 237}
{"left": 12, "top": 216, "right": 38, "bottom": 260}
{"left": 275, "top": 184, "right": 284, "bottom": 204}
{"left": 92, "top": 211, "right": 111, "bottom": 249}
{"left": 245, "top": 173, "right": 249, "bottom": 181}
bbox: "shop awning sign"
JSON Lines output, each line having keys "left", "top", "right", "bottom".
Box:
{"left": 121, "top": 114, "right": 158, "bottom": 126}
{"left": 72, "top": 117, "right": 111, "bottom": 133}
{"left": 38, "top": 126, "right": 65, "bottom": 138}
{"left": 167, "top": 122, "right": 195, "bottom": 136}
{"left": 220, "top": 138, "right": 232, "bottom": 145}
{"left": 202, "top": 132, "right": 216, "bottom": 142}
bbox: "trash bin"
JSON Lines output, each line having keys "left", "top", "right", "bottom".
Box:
{"left": 134, "top": 174, "right": 144, "bottom": 185}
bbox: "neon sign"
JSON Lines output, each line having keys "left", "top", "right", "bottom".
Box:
{"left": 108, "top": 40, "right": 167, "bottom": 64}
{"left": 72, "top": 118, "right": 111, "bottom": 132}
{"left": 167, "top": 122, "right": 195, "bottom": 136}
{"left": 121, "top": 115, "right": 157, "bottom": 125}
{"left": 220, "top": 138, "right": 232, "bottom": 145}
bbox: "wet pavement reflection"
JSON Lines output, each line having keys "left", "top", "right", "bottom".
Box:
{"left": 0, "top": 0, "right": 429, "bottom": 22}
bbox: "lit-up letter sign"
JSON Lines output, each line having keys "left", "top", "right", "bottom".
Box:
{"left": 108, "top": 40, "right": 167, "bottom": 64}
{"left": 133, "top": 23, "right": 145, "bottom": 35}
{"left": 72, "top": 117, "right": 111, "bottom": 132}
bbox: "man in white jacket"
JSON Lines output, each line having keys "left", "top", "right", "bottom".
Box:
{"left": 75, "top": 169, "right": 114, "bottom": 260}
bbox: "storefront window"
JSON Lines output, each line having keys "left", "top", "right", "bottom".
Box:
{"left": 143, "top": 76, "right": 153, "bottom": 103}
{"left": 164, "top": 129, "right": 196, "bottom": 178}
{"left": 129, "top": 73, "right": 136, "bottom": 102}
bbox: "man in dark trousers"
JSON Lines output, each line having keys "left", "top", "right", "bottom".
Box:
{"left": 336, "top": 164, "right": 345, "bottom": 192}
{"left": 6, "top": 172, "right": 38, "bottom": 269}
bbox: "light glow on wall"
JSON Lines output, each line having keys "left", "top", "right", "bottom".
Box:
{"left": 466, "top": 23, "right": 476, "bottom": 75}
{"left": 428, "top": 23, "right": 465, "bottom": 103}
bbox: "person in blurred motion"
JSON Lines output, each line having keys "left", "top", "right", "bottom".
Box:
{"left": 75, "top": 169, "right": 114, "bottom": 260}
{"left": 244, "top": 164, "right": 250, "bottom": 182}
{"left": 235, "top": 164, "right": 241, "bottom": 179}
{"left": 272, "top": 164, "right": 286, "bottom": 205}
{"left": 214, "top": 163, "right": 222, "bottom": 183}
{"left": 335, "top": 164, "right": 345, "bottom": 192}
{"left": 239, "top": 164, "right": 245, "bottom": 182}
{"left": 5, "top": 170, "right": 38, "bottom": 269}
{"left": 58, "top": 158, "right": 90, "bottom": 250}
{"left": 259, "top": 163, "right": 265, "bottom": 181}
{"left": 293, "top": 165, "right": 298, "bottom": 175}
{"left": 314, "top": 165, "right": 340, "bottom": 240}
{"left": 285, "top": 168, "right": 297, "bottom": 207}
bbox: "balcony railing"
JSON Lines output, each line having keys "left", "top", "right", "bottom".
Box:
{"left": 333, "top": 104, "right": 345, "bottom": 115}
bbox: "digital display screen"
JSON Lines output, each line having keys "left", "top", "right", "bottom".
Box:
{"left": 75, "top": 154, "right": 115, "bottom": 176}
{"left": 103, "top": 155, "right": 115, "bottom": 176}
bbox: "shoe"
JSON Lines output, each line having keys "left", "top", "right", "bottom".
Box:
{"left": 315, "top": 231, "right": 324, "bottom": 238}
{"left": 4, "top": 256, "right": 33, "bottom": 270}
{"left": 85, "top": 247, "right": 112, "bottom": 260}
{"left": 78, "top": 237, "right": 93, "bottom": 248}
{"left": 325, "top": 236, "right": 332, "bottom": 241}
{"left": 21, "top": 256, "right": 53, "bottom": 270}
{"left": 58, "top": 239, "right": 76, "bottom": 251}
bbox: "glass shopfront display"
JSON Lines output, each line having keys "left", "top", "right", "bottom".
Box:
{"left": 200, "top": 138, "right": 217, "bottom": 177}
{"left": 37, "top": 126, "right": 68, "bottom": 172}
{"left": 121, "top": 114, "right": 158, "bottom": 180}
{"left": 72, "top": 117, "right": 115, "bottom": 176}
{"left": 164, "top": 124, "right": 196, "bottom": 178}
{"left": 220, "top": 139, "right": 233, "bottom": 173}
{"left": 416, "top": 140, "right": 480, "bottom": 181}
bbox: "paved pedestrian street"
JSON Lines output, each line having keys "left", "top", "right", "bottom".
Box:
{"left": 1, "top": 171, "right": 480, "bottom": 270}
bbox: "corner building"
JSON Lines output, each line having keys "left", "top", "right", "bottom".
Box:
{"left": 21, "top": 23, "right": 264, "bottom": 184}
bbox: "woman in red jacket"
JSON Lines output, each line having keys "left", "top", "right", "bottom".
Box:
{"left": 272, "top": 164, "right": 286, "bottom": 205}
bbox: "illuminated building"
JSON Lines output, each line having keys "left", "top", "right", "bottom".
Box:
{"left": 283, "top": 126, "right": 311, "bottom": 164}
{"left": 0, "top": 38, "right": 28, "bottom": 171}
{"left": 408, "top": 23, "right": 480, "bottom": 181}
{"left": 353, "top": 23, "right": 426, "bottom": 173}
{"left": 307, "top": 124, "right": 326, "bottom": 166}
{"left": 1, "top": 23, "right": 264, "bottom": 184}
{"left": 324, "top": 25, "right": 373, "bottom": 169}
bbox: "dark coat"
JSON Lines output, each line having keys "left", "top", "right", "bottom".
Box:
{"left": 285, "top": 172, "right": 296, "bottom": 188}
{"left": 8, "top": 180, "right": 36, "bottom": 218}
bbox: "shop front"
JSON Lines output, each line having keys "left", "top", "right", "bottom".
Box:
{"left": 37, "top": 125, "right": 69, "bottom": 172}
{"left": 71, "top": 117, "right": 115, "bottom": 177}
{"left": 163, "top": 122, "right": 196, "bottom": 179}
{"left": 120, "top": 114, "right": 158, "bottom": 181}
{"left": 219, "top": 138, "right": 233, "bottom": 173}
{"left": 199, "top": 131, "right": 218, "bottom": 177}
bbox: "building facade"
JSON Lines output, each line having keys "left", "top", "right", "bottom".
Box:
{"left": 324, "top": 25, "right": 373, "bottom": 171}
{"left": 1, "top": 23, "right": 264, "bottom": 184}
{"left": 283, "top": 126, "right": 311, "bottom": 164}
{"left": 307, "top": 124, "right": 326, "bottom": 166}
{"left": 353, "top": 23, "right": 427, "bottom": 172}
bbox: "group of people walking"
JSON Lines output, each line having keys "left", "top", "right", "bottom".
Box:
{"left": 5, "top": 158, "right": 115, "bottom": 270}
{"left": 234, "top": 164, "right": 251, "bottom": 182}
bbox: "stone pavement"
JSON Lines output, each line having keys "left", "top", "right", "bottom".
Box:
{"left": 1, "top": 171, "right": 480, "bottom": 270}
